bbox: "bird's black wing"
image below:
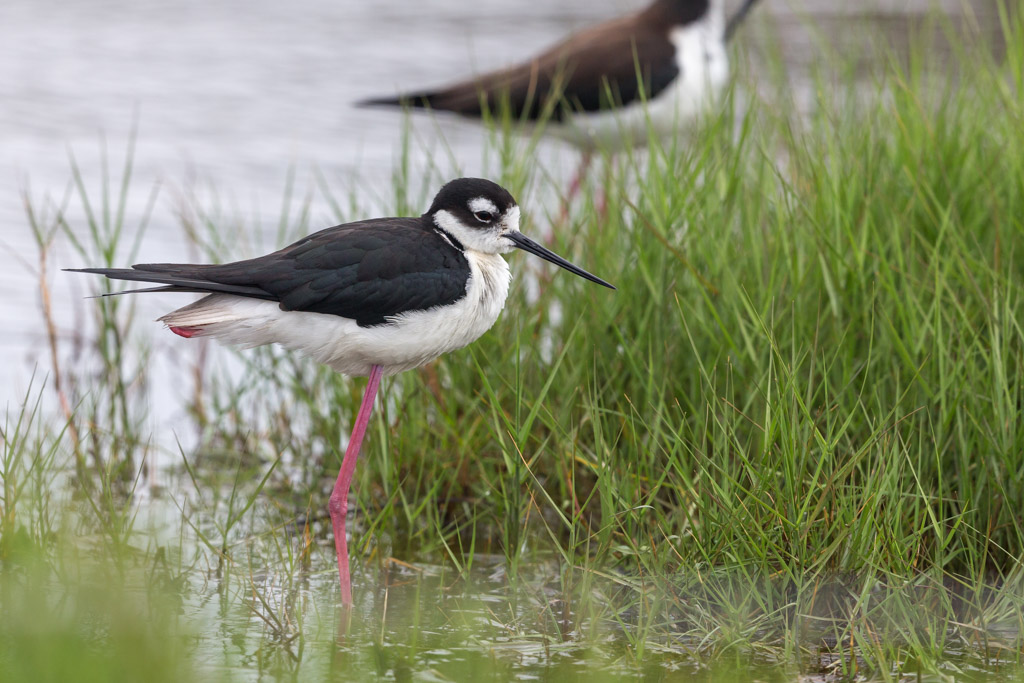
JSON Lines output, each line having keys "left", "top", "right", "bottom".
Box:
{"left": 70, "top": 218, "right": 472, "bottom": 327}
{"left": 361, "top": 16, "right": 678, "bottom": 121}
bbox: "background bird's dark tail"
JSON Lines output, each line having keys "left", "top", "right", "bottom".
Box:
{"left": 724, "top": 0, "right": 762, "bottom": 42}
{"left": 357, "top": 93, "right": 435, "bottom": 109}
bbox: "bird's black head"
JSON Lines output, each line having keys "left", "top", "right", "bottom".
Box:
{"left": 426, "top": 177, "right": 518, "bottom": 227}
{"left": 426, "top": 177, "right": 522, "bottom": 255}
{"left": 427, "top": 177, "right": 615, "bottom": 290}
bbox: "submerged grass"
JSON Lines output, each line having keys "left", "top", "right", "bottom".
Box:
{"left": 4, "top": 7, "right": 1024, "bottom": 681}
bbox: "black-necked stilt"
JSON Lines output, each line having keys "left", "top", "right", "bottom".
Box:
{"left": 361, "top": 0, "right": 761, "bottom": 156}
{"left": 68, "top": 177, "right": 614, "bottom": 604}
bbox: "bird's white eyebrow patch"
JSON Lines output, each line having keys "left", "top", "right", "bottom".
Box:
{"left": 503, "top": 205, "right": 521, "bottom": 231}
{"left": 469, "top": 197, "right": 499, "bottom": 215}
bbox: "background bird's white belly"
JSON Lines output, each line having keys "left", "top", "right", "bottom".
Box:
{"left": 159, "top": 251, "right": 511, "bottom": 378}
{"left": 552, "top": 17, "right": 730, "bottom": 151}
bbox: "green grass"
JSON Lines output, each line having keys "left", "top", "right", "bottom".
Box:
{"left": 3, "top": 7, "right": 1024, "bottom": 681}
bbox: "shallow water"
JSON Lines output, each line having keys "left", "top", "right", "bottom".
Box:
{"left": 8, "top": 480, "right": 1014, "bottom": 682}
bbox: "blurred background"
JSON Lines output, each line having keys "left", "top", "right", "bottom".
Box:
{"left": 0, "top": 0, "right": 1005, "bottom": 406}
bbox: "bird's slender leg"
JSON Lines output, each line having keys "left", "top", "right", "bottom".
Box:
{"left": 329, "top": 363, "right": 384, "bottom": 605}
{"left": 595, "top": 156, "right": 615, "bottom": 219}
{"left": 558, "top": 150, "right": 594, "bottom": 224}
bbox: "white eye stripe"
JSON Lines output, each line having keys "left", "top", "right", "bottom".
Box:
{"left": 433, "top": 209, "right": 515, "bottom": 255}
{"left": 468, "top": 197, "right": 499, "bottom": 215}
{"left": 505, "top": 205, "right": 521, "bottom": 231}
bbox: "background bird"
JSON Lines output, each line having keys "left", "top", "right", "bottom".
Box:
{"left": 362, "top": 0, "right": 762, "bottom": 200}
{"left": 68, "top": 177, "right": 614, "bottom": 604}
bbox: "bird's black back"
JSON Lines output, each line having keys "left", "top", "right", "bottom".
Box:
{"left": 77, "top": 217, "right": 472, "bottom": 327}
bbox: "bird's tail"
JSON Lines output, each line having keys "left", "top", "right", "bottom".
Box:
{"left": 65, "top": 266, "right": 270, "bottom": 298}
{"left": 356, "top": 93, "right": 435, "bottom": 109}
{"left": 157, "top": 294, "right": 234, "bottom": 332}
{"left": 157, "top": 294, "right": 281, "bottom": 344}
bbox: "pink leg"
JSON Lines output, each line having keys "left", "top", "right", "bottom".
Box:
{"left": 595, "top": 157, "right": 614, "bottom": 219}
{"left": 328, "top": 364, "right": 384, "bottom": 605}
{"left": 558, "top": 151, "right": 594, "bottom": 224}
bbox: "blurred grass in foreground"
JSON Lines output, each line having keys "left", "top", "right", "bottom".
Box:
{"left": 4, "top": 5, "right": 1024, "bottom": 681}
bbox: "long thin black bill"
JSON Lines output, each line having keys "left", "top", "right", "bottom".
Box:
{"left": 505, "top": 231, "right": 615, "bottom": 290}
{"left": 724, "top": 0, "right": 761, "bottom": 42}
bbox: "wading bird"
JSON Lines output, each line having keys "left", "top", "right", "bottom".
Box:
{"left": 361, "top": 0, "right": 762, "bottom": 197}
{"left": 69, "top": 177, "right": 614, "bottom": 604}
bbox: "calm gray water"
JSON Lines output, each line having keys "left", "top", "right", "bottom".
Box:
{"left": 0, "top": 0, "right": 1003, "bottom": 411}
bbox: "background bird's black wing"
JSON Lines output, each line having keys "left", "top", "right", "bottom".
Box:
{"left": 71, "top": 218, "right": 471, "bottom": 327}
{"left": 361, "top": 17, "right": 678, "bottom": 121}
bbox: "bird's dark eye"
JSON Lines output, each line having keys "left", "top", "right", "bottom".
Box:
{"left": 473, "top": 210, "right": 494, "bottom": 223}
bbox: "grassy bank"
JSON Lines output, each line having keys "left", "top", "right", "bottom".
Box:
{"left": 3, "top": 7, "right": 1024, "bottom": 681}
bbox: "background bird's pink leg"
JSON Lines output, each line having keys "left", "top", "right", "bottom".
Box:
{"left": 558, "top": 150, "right": 594, "bottom": 224}
{"left": 328, "top": 364, "right": 384, "bottom": 605}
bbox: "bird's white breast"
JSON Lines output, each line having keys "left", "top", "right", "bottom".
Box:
{"left": 162, "top": 250, "right": 512, "bottom": 378}
{"left": 347, "top": 249, "right": 512, "bottom": 376}
{"left": 551, "top": 10, "right": 730, "bottom": 151}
